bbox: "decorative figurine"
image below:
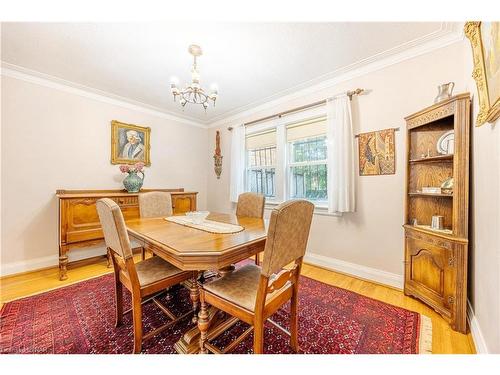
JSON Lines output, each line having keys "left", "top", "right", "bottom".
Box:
{"left": 441, "top": 177, "right": 454, "bottom": 194}
{"left": 214, "top": 130, "right": 223, "bottom": 179}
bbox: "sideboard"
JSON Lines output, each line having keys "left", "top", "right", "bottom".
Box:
{"left": 56, "top": 188, "right": 198, "bottom": 280}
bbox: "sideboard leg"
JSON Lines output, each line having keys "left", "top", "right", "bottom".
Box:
{"left": 59, "top": 255, "right": 68, "bottom": 280}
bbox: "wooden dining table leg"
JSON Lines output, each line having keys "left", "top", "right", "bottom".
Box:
{"left": 174, "top": 266, "right": 240, "bottom": 354}
{"left": 197, "top": 293, "right": 209, "bottom": 354}
{"left": 174, "top": 306, "right": 238, "bottom": 354}
{"left": 186, "top": 274, "right": 200, "bottom": 323}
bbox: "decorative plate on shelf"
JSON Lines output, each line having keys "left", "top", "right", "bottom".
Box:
{"left": 436, "top": 130, "right": 454, "bottom": 155}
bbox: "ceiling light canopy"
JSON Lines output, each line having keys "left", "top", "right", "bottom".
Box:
{"left": 170, "top": 44, "right": 218, "bottom": 111}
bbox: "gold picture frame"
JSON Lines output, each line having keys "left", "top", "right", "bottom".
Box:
{"left": 464, "top": 21, "right": 500, "bottom": 126}
{"left": 111, "top": 120, "right": 151, "bottom": 166}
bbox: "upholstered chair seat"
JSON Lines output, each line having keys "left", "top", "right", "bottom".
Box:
{"left": 132, "top": 256, "right": 186, "bottom": 287}
{"left": 203, "top": 264, "right": 290, "bottom": 311}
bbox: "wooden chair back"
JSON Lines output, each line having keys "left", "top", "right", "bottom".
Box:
{"left": 138, "top": 191, "right": 173, "bottom": 218}
{"left": 254, "top": 200, "right": 314, "bottom": 314}
{"left": 236, "top": 192, "right": 265, "bottom": 218}
{"left": 96, "top": 198, "right": 138, "bottom": 282}
{"left": 260, "top": 200, "right": 314, "bottom": 277}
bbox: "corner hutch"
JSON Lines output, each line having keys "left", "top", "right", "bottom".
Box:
{"left": 403, "top": 93, "right": 470, "bottom": 333}
{"left": 56, "top": 188, "right": 197, "bottom": 281}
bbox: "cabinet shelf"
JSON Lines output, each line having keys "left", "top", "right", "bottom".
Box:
{"left": 409, "top": 154, "right": 453, "bottom": 163}
{"left": 403, "top": 224, "right": 468, "bottom": 243}
{"left": 410, "top": 224, "right": 452, "bottom": 235}
{"left": 408, "top": 192, "right": 453, "bottom": 198}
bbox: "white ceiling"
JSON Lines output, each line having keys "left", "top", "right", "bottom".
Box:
{"left": 1, "top": 22, "right": 459, "bottom": 125}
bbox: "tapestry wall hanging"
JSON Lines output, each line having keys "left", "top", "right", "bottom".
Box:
{"left": 358, "top": 128, "right": 396, "bottom": 176}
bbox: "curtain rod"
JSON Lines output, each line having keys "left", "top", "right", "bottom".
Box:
{"left": 227, "top": 88, "right": 365, "bottom": 131}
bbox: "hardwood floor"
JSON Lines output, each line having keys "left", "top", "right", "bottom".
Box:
{"left": 0, "top": 256, "right": 476, "bottom": 354}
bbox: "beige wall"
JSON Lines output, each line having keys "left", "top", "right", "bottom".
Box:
{"left": 466, "top": 45, "right": 500, "bottom": 352}
{"left": 0, "top": 75, "right": 208, "bottom": 275}
{"left": 208, "top": 41, "right": 470, "bottom": 278}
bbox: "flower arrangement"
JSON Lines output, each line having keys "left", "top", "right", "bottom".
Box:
{"left": 119, "top": 162, "right": 145, "bottom": 174}
{"left": 119, "top": 162, "right": 146, "bottom": 193}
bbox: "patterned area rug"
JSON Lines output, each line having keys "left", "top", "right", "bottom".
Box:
{"left": 0, "top": 271, "right": 431, "bottom": 354}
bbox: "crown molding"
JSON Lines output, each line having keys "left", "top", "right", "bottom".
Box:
{"left": 0, "top": 62, "right": 207, "bottom": 129}
{"left": 1, "top": 23, "right": 464, "bottom": 130}
{"left": 208, "top": 22, "right": 464, "bottom": 128}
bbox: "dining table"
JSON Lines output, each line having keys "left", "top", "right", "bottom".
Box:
{"left": 126, "top": 212, "right": 268, "bottom": 354}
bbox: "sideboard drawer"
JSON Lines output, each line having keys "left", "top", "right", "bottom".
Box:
{"left": 66, "top": 228, "right": 103, "bottom": 244}
{"left": 113, "top": 196, "right": 138, "bottom": 207}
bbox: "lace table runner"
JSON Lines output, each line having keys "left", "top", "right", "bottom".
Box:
{"left": 165, "top": 216, "right": 244, "bottom": 234}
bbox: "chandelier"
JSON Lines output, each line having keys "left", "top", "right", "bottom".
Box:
{"left": 170, "top": 44, "right": 218, "bottom": 110}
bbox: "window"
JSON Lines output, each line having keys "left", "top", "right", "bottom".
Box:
{"left": 288, "top": 136, "right": 327, "bottom": 201}
{"left": 246, "top": 129, "right": 276, "bottom": 198}
{"left": 287, "top": 117, "right": 327, "bottom": 203}
{"left": 244, "top": 113, "right": 328, "bottom": 207}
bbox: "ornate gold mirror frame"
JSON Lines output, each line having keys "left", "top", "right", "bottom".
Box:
{"left": 464, "top": 21, "right": 500, "bottom": 126}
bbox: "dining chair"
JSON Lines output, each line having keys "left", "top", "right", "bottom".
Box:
{"left": 236, "top": 192, "right": 265, "bottom": 265}
{"left": 138, "top": 191, "right": 173, "bottom": 259}
{"left": 96, "top": 198, "right": 195, "bottom": 354}
{"left": 197, "top": 199, "right": 314, "bottom": 354}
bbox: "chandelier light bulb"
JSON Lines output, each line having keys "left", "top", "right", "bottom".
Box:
{"left": 170, "top": 76, "right": 179, "bottom": 85}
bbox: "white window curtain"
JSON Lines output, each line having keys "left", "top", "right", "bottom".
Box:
{"left": 326, "top": 95, "right": 355, "bottom": 213}
{"left": 229, "top": 125, "right": 246, "bottom": 203}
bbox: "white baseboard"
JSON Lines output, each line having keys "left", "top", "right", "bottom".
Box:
{"left": 467, "top": 300, "right": 489, "bottom": 354}
{"left": 0, "top": 242, "right": 143, "bottom": 278}
{"left": 0, "top": 255, "right": 59, "bottom": 277}
{"left": 303, "top": 252, "right": 404, "bottom": 290}
{"left": 0, "top": 248, "right": 108, "bottom": 278}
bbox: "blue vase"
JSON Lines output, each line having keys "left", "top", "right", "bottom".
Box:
{"left": 123, "top": 171, "right": 144, "bottom": 193}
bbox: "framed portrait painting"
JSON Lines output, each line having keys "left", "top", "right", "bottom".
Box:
{"left": 465, "top": 21, "right": 500, "bottom": 126}
{"left": 111, "top": 120, "right": 151, "bottom": 166}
